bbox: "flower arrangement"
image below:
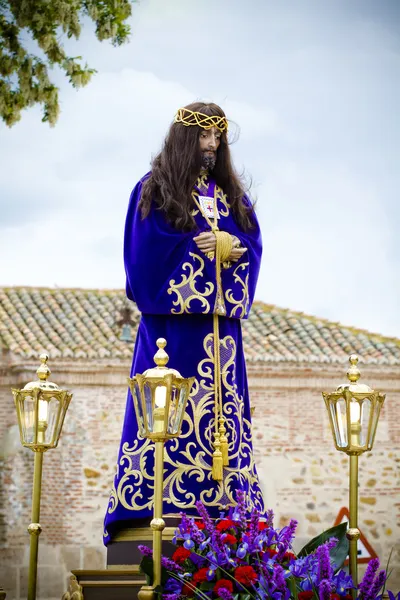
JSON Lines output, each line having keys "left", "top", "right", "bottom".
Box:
{"left": 139, "top": 491, "right": 396, "bottom": 600}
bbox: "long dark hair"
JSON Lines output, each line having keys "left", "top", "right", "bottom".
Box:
{"left": 139, "top": 101, "right": 255, "bottom": 232}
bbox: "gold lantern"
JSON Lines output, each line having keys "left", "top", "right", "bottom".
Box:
{"left": 128, "top": 338, "right": 195, "bottom": 600}
{"left": 12, "top": 354, "right": 73, "bottom": 600}
{"left": 323, "top": 354, "right": 385, "bottom": 595}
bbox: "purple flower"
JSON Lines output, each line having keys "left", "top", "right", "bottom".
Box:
{"left": 265, "top": 509, "right": 274, "bottom": 528}
{"left": 236, "top": 544, "right": 248, "bottom": 559}
{"left": 217, "top": 588, "right": 233, "bottom": 600}
{"left": 164, "top": 577, "right": 183, "bottom": 594}
{"left": 388, "top": 592, "right": 400, "bottom": 600}
{"left": 316, "top": 543, "right": 332, "bottom": 583}
{"left": 232, "top": 489, "right": 247, "bottom": 528}
{"left": 332, "top": 569, "right": 354, "bottom": 595}
{"left": 319, "top": 579, "right": 332, "bottom": 600}
{"left": 248, "top": 508, "right": 260, "bottom": 541}
{"left": 161, "top": 556, "right": 183, "bottom": 573}
{"left": 276, "top": 520, "right": 298, "bottom": 558}
{"left": 195, "top": 501, "right": 214, "bottom": 535}
{"left": 179, "top": 512, "right": 205, "bottom": 544}
{"left": 138, "top": 544, "right": 153, "bottom": 557}
{"left": 366, "top": 570, "right": 386, "bottom": 600}
{"left": 359, "top": 558, "right": 380, "bottom": 599}
{"left": 162, "top": 594, "right": 179, "bottom": 600}
{"left": 272, "top": 565, "right": 287, "bottom": 591}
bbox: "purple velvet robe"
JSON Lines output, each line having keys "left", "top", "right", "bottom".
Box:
{"left": 103, "top": 173, "right": 265, "bottom": 544}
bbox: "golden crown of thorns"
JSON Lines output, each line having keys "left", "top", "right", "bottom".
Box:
{"left": 174, "top": 108, "right": 228, "bottom": 132}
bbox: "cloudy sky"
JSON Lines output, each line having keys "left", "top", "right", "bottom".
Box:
{"left": 1, "top": 0, "right": 399, "bottom": 337}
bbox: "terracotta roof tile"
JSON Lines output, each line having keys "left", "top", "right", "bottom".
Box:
{"left": 0, "top": 287, "right": 399, "bottom": 364}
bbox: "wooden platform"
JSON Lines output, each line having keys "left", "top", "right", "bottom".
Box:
{"left": 64, "top": 569, "right": 146, "bottom": 600}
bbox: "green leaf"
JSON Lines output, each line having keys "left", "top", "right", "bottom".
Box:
{"left": 298, "top": 522, "right": 348, "bottom": 566}
{"left": 200, "top": 581, "right": 215, "bottom": 591}
{"left": 139, "top": 555, "right": 169, "bottom": 587}
{"left": 139, "top": 555, "right": 154, "bottom": 583}
{"left": 287, "top": 575, "right": 299, "bottom": 600}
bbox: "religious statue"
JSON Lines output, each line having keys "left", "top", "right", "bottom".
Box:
{"left": 104, "top": 102, "right": 265, "bottom": 544}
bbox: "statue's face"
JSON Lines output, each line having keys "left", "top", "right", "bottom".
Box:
{"left": 199, "top": 126, "right": 221, "bottom": 170}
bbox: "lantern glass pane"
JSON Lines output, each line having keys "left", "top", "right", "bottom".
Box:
{"left": 359, "top": 398, "right": 371, "bottom": 446}
{"left": 177, "top": 387, "right": 188, "bottom": 428}
{"left": 43, "top": 397, "right": 61, "bottom": 445}
{"left": 144, "top": 383, "right": 154, "bottom": 432}
{"left": 166, "top": 385, "right": 189, "bottom": 436}
{"left": 368, "top": 398, "right": 382, "bottom": 447}
{"left": 331, "top": 399, "right": 347, "bottom": 447}
{"left": 167, "top": 386, "right": 179, "bottom": 435}
{"left": 23, "top": 395, "right": 36, "bottom": 444}
{"left": 132, "top": 381, "right": 146, "bottom": 436}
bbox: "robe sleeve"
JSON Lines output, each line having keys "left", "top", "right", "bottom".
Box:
{"left": 124, "top": 178, "right": 218, "bottom": 315}
{"left": 124, "top": 181, "right": 262, "bottom": 319}
{"left": 221, "top": 196, "right": 262, "bottom": 319}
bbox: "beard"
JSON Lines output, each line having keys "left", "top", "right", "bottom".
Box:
{"left": 201, "top": 151, "right": 216, "bottom": 171}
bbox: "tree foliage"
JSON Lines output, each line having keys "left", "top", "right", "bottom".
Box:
{"left": 0, "top": 0, "right": 133, "bottom": 127}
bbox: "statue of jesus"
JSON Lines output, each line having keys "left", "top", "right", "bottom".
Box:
{"left": 104, "top": 102, "right": 265, "bottom": 544}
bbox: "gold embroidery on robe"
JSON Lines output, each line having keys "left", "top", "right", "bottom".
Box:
{"left": 225, "top": 262, "right": 250, "bottom": 318}
{"left": 105, "top": 331, "right": 265, "bottom": 523}
{"left": 167, "top": 252, "right": 214, "bottom": 314}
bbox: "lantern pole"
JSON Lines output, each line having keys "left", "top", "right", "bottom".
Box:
{"left": 323, "top": 355, "right": 385, "bottom": 600}
{"left": 12, "top": 354, "right": 73, "bottom": 600}
{"left": 129, "top": 338, "right": 195, "bottom": 600}
{"left": 348, "top": 453, "right": 360, "bottom": 594}
{"left": 28, "top": 448, "right": 44, "bottom": 600}
{"left": 152, "top": 410, "right": 167, "bottom": 593}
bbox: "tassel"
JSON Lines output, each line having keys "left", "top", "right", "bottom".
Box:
{"left": 219, "top": 417, "right": 229, "bottom": 466}
{"left": 212, "top": 433, "right": 223, "bottom": 481}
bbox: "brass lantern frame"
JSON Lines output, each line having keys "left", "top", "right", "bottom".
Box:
{"left": 13, "top": 386, "right": 72, "bottom": 452}
{"left": 130, "top": 372, "right": 194, "bottom": 441}
{"left": 323, "top": 355, "right": 385, "bottom": 597}
{"left": 12, "top": 354, "right": 72, "bottom": 600}
{"left": 128, "top": 338, "right": 195, "bottom": 600}
{"left": 323, "top": 388, "right": 385, "bottom": 455}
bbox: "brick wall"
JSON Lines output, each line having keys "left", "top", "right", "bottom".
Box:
{"left": 0, "top": 359, "right": 399, "bottom": 599}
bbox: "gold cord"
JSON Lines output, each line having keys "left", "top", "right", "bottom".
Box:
{"left": 192, "top": 183, "right": 232, "bottom": 479}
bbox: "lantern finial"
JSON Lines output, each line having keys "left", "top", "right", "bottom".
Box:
{"left": 347, "top": 354, "right": 360, "bottom": 384}
{"left": 37, "top": 353, "right": 51, "bottom": 381}
{"left": 23, "top": 354, "right": 60, "bottom": 392}
{"left": 154, "top": 338, "right": 169, "bottom": 368}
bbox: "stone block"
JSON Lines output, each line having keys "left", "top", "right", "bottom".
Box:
{"left": 0, "top": 565, "right": 17, "bottom": 599}
{"left": 83, "top": 546, "right": 106, "bottom": 569}
{"left": 38, "top": 544, "right": 60, "bottom": 566}
{"left": 59, "top": 545, "right": 82, "bottom": 571}
{"left": 20, "top": 565, "right": 66, "bottom": 599}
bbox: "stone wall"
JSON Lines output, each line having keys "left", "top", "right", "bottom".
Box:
{"left": 0, "top": 358, "right": 399, "bottom": 599}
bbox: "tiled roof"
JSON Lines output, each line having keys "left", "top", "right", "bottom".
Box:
{"left": 0, "top": 287, "right": 399, "bottom": 365}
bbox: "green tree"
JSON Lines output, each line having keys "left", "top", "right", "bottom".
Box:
{"left": 0, "top": 0, "right": 133, "bottom": 127}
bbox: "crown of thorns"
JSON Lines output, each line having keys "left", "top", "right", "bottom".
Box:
{"left": 174, "top": 108, "right": 228, "bottom": 132}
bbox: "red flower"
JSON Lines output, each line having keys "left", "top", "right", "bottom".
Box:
{"left": 265, "top": 548, "right": 278, "bottom": 558}
{"left": 196, "top": 521, "right": 206, "bottom": 530}
{"left": 193, "top": 568, "right": 209, "bottom": 584}
{"left": 283, "top": 551, "right": 296, "bottom": 562}
{"left": 298, "top": 592, "right": 314, "bottom": 600}
{"left": 223, "top": 534, "right": 237, "bottom": 545}
{"left": 216, "top": 519, "right": 235, "bottom": 532}
{"left": 214, "top": 579, "right": 234, "bottom": 595}
{"left": 234, "top": 566, "right": 258, "bottom": 586}
{"left": 182, "top": 583, "right": 195, "bottom": 597}
{"left": 258, "top": 522, "right": 269, "bottom": 531}
{"left": 330, "top": 595, "right": 340, "bottom": 600}
{"left": 172, "top": 547, "right": 191, "bottom": 564}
